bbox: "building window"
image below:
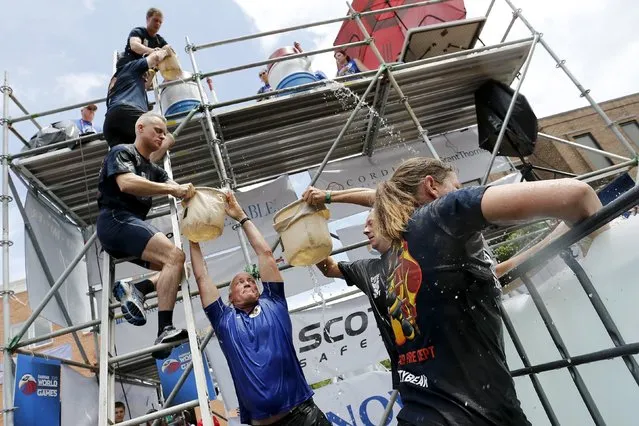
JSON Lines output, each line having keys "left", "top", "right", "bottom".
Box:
{"left": 620, "top": 120, "right": 639, "bottom": 146}
{"left": 572, "top": 133, "right": 613, "bottom": 170}
{"left": 11, "top": 317, "right": 53, "bottom": 348}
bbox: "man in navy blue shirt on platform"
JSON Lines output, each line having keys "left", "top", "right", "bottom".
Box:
{"left": 189, "top": 192, "right": 330, "bottom": 426}
{"left": 104, "top": 45, "right": 175, "bottom": 162}
{"left": 120, "top": 8, "right": 169, "bottom": 66}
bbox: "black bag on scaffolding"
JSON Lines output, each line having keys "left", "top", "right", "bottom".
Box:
{"left": 25, "top": 120, "right": 80, "bottom": 152}
{"left": 474, "top": 79, "right": 538, "bottom": 157}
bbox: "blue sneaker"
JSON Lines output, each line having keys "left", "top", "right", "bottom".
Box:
{"left": 112, "top": 280, "right": 147, "bottom": 326}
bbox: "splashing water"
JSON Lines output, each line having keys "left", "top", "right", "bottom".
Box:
{"left": 324, "top": 81, "right": 411, "bottom": 153}
{"left": 308, "top": 266, "right": 326, "bottom": 378}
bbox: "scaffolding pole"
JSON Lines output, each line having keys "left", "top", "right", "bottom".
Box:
{"left": 8, "top": 92, "right": 42, "bottom": 130}
{"left": 503, "top": 0, "right": 637, "bottom": 158}
{"left": 201, "top": 40, "right": 368, "bottom": 80}
{"left": 500, "top": 305, "right": 560, "bottom": 425}
{"left": 7, "top": 175, "right": 91, "bottom": 365}
{"left": 348, "top": 2, "right": 440, "bottom": 160}
{"left": 186, "top": 35, "right": 253, "bottom": 267}
{"left": 539, "top": 132, "right": 631, "bottom": 162}
{"left": 560, "top": 250, "right": 639, "bottom": 386}
{"left": 520, "top": 274, "right": 604, "bottom": 425}
{"left": 481, "top": 33, "right": 539, "bottom": 185}
{"left": 1, "top": 71, "right": 14, "bottom": 426}
{"left": 193, "top": 0, "right": 448, "bottom": 51}
{"left": 9, "top": 232, "right": 97, "bottom": 350}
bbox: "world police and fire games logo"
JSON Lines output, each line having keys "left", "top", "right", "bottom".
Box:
{"left": 161, "top": 358, "right": 181, "bottom": 374}
{"left": 18, "top": 372, "right": 59, "bottom": 397}
{"left": 18, "top": 374, "right": 37, "bottom": 395}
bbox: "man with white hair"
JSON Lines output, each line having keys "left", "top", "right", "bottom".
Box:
{"left": 189, "top": 192, "right": 330, "bottom": 426}
{"left": 96, "top": 111, "right": 196, "bottom": 359}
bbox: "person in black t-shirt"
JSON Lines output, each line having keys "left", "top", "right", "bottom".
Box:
{"left": 373, "top": 157, "right": 605, "bottom": 426}
{"left": 104, "top": 46, "right": 175, "bottom": 161}
{"left": 303, "top": 186, "right": 402, "bottom": 388}
{"left": 97, "top": 111, "right": 196, "bottom": 359}
{"left": 120, "top": 8, "right": 169, "bottom": 67}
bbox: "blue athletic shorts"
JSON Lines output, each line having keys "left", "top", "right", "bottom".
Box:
{"left": 96, "top": 208, "right": 160, "bottom": 269}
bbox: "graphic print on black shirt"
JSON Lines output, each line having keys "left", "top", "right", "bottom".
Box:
{"left": 337, "top": 251, "right": 400, "bottom": 388}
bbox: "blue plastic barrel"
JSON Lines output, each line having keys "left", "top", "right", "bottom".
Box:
{"left": 165, "top": 100, "right": 201, "bottom": 116}
{"left": 275, "top": 72, "right": 321, "bottom": 95}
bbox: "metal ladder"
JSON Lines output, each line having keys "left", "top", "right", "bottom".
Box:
{"left": 97, "top": 151, "right": 214, "bottom": 426}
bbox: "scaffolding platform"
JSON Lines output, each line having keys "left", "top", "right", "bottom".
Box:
{"left": 12, "top": 39, "right": 533, "bottom": 225}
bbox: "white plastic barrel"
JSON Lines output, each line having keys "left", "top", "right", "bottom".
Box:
{"left": 267, "top": 47, "right": 316, "bottom": 90}
{"left": 159, "top": 71, "right": 204, "bottom": 116}
{"left": 180, "top": 187, "right": 227, "bottom": 242}
{"left": 273, "top": 200, "right": 332, "bottom": 266}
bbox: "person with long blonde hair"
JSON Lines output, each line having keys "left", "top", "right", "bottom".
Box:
{"left": 373, "top": 157, "right": 603, "bottom": 426}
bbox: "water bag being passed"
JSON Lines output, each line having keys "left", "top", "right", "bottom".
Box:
{"left": 181, "top": 187, "right": 227, "bottom": 242}
{"left": 273, "top": 200, "right": 332, "bottom": 266}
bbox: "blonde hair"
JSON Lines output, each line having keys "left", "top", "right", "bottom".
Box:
{"left": 374, "top": 157, "right": 453, "bottom": 245}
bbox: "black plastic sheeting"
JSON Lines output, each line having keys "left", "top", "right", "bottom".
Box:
{"left": 475, "top": 79, "right": 538, "bottom": 157}
{"left": 24, "top": 120, "right": 79, "bottom": 152}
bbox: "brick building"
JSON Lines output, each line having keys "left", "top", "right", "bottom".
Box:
{"left": 0, "top": 279, "right": 97, "bottom": 426}
{"left": 530, "top": 93, "right": 639, "bottom": 181}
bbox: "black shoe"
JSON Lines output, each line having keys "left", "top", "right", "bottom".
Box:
{"left": 151, "top": 326, "right": 188, "bottom": 360}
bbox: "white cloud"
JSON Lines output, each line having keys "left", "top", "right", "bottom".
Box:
{"left": 54, "top": 72, "right": 109, "bottom": 103}
{"left": 232, "top": 0, "right": 346, "bottom": 74}
{"left": 83, "top": 0, "right": 96, "bottom": 12}
{"left": 232, "top": 0, "right": 638, "bottom": 116}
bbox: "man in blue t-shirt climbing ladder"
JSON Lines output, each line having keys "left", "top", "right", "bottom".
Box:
{"left": 189, "top": 192, "right": 330, "bottom": 426}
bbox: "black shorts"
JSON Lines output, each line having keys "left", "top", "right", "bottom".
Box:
{"left": 271, "top": 398, "right": 330, "bottom": 426}
{"left": 96, "top": 208, "right": 159, "bottom": 268}
{"left": 103, "top": 105, "right": 145, "bottom": 148}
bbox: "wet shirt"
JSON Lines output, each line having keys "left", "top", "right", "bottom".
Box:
{"left": 124, "top": 27, "right": 167, "bottom": 62}
{"left": 204, "top": 282, "right": 313, "bottom": 424}
{"left": 338, "top": 251, "right": 400, "bottom": 388}
{"left": 337, "top": 59, "right": 362, "bottom": 77}
{"left": 384, "top": 186, "right": 530, "bottom": 426}
{"left": 97, "top": 144, "right": 168, "bottom": 219}
{"left": 106, "top": 58, "right": 150, "bottom": 112}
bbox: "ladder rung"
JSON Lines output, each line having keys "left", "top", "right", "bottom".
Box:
{"left": 109, "top": 338, "right": 189, "bottom": 365}
{"left": 113, "top": 255, "right": 138, "bottom": 265}
{"left": 116, "top": 399, "right": 199, "bottom": 426}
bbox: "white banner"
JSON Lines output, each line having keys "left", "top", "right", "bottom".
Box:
{"left": 314, "top": 371, "right": 398, "bottom": 426}
{"left": 201, "top": 238, "right": 332, "bottom": 299}
{"left": 24, "top": 192, "right": 90, "bottom": 326}
{"left": 291, "top": 295, "right": 387, "bottom": 384}
{"left": 61, "top": 365, "right": 99, "bottom": 426}
{"left": 311, "top": 127, "right": 510, "bottom": 221}
{"left": 86, "top": 175, "right": 298, "bottom": 286}
{"left": 336, "top": 224, "right": 377, "bottom": 263}
{"left": 195, "top": 175, "right": 298, "bottom": 255}
{"left": 204, "top": 295, "right": 388, "bottom": 422}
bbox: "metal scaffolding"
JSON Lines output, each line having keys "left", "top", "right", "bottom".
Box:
{"left": 2, "top": 1, "right": 639, "bottom": 425}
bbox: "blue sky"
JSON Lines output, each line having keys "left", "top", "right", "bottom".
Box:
{"left": 1, "top": 0, "right": 638, "bottom": 281}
